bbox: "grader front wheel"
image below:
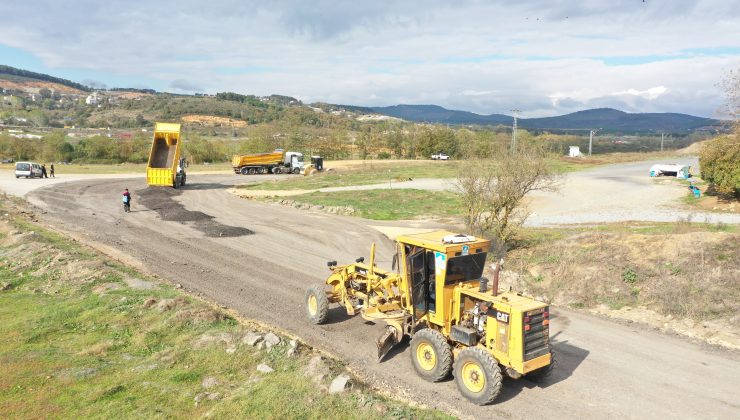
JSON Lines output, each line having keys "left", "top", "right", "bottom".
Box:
{"left": 453, "top": 347, "right": 503, "bottom": 405}
{"left": 304, "top": 284, "right": 329, "bottom": 324}
{"left": 410, "top": 329, "right": 452, "bottom": 382}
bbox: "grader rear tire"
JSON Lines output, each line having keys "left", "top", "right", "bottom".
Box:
{"left": 453, "top": 347, "right": 502, "bottom": 405}
{"left": 410, "top": 329, "right": 453, "bottom": 382}
{"left": 304, "top": 284, "right": 329, "bottom": 324}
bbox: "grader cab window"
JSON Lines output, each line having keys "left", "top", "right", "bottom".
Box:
{"left": 407, "top": 248, "right": 437, "bottom": 318}
{"left": 445, "top": 253, "right": 487, "bottom": 285}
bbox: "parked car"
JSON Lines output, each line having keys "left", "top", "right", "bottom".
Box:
{"left": 14, "top": 162, "right": 43, "bottom": 178}
{"left": 431, "top": 153, "right": 450, "bottom": 160}
{"left": 1, "top": 158, "right": 14, "bottom": 164}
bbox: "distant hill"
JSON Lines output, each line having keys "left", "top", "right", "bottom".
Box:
{"left": 0, "top": 65, "right": 91, "bottom": 93}
{"left": 342, "top": 104, "right": 721, "bottom": 133}
{"left": 367, "top": 104, "right": 512, "bottom": 125}
{"left": 521, "top": 108, "right": 718, "bottom": 133}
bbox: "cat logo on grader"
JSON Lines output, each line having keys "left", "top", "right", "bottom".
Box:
{"left": 305, "top": 230, "right": 554, "bottom": 405}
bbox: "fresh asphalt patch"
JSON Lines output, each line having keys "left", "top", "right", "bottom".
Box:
{"left": 137, "top": 187, "right": 253, "bottom": 237}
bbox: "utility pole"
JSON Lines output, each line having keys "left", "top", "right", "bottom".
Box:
{"left": 660, "top": 132, "right": 665, "bottom": 152}
{"left": 511, "top": 109, "right": 521, "bottom": 153}
{"left": 588, "top": 128, "right": 601, "bottom": 156}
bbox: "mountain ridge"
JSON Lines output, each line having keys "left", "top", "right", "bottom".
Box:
{"left": 357, "top": 104, "right": 721, "bottom": 133}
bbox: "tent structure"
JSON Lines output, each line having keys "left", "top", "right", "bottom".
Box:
{"left": 649, "top": 164, "right": 691, "bottom": 179}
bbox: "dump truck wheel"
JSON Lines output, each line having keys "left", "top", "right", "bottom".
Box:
{"left": 453, "top": 347, "right": 502, "bottom": 405}
{"left": 526, "top": 351, "right": 556, "bottom": 382}
{"left": 293, "top": 168, "right": 300, "bottom": 174}
{"left": 240, "top": 167, "right": 249, "bottom": 175}
{"left": 410, "top": 329, "right": 452, "bottom": 382}
{"left": 305, "top": 284, "right": 329, "bottom": 324}
{"left": 273, "top": 167, "right": 282, "bottom": 175}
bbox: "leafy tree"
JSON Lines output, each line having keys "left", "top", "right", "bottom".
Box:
{"left": 700, "top": 135, "right": 739, "bottom": 198}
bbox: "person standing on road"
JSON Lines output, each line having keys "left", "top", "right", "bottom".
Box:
{"left": 122, "top": 188, "right": 131, "bottom": 213}
{"left": 41, "top": 164, "right": 48, "bottom": 178}
{"left": 50, "top": 163, "right": 55, "bottom": 178}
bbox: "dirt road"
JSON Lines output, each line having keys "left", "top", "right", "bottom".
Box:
{"left": 3, "top": 173, "right": 736, "bottom": 419}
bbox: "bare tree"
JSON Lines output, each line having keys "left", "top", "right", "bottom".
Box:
{"left": 720, "top": 67, "right": 739, "bottom": 128}
{"left": 455, "top": 145, "right": 562, "bottom": 245}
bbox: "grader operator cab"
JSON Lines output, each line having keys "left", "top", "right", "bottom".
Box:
{"left": 305, "top": 230, "right": 553, "bottom": 405}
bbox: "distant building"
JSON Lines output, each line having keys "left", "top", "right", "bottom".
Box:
{"left": 85, "top": 92, "right": 101, "bottom": 105}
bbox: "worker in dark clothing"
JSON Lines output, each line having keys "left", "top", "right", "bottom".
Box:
{"left": 41, "top": 164, "right": 48, "bottom": 178}
{"left": 50, "top": 163, "right": 55, "bottom": 178}
{"left": 122, "top": 188, "right": 131, "bottom": 212}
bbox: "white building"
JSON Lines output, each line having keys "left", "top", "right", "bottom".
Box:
{"left": 85, "top": 92, "right": 100, "bottom": 105}
{"left": 568, "top": 146, "right": 582, "bottom": 157}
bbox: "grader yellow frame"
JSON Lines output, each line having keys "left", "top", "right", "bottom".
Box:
{"left": 305, "top": 230, "right": 554, "bottom": 405}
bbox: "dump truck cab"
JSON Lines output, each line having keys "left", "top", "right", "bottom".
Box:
{"left": 305, "top": 229, "right": 554, "bottom": 405}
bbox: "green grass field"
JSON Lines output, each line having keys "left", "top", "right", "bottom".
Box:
{"left": 289, "top": 189, "right": 462, "bottom": 220}
{"left": 0, "top": 200, "right": 449, "bottom": 419}
{"left": 241, "top": 161, "right": 463, "bottom": 191}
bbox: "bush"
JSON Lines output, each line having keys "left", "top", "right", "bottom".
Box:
{"left": 699, "top": 134, "right": 740, "bottom": 198}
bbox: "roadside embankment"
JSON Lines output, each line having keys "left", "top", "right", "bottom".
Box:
{"left": 0, "top": 195, "right": 449, "bottom": 419}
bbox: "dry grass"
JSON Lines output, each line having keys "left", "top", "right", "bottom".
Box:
{"left": 506, "top": 227, "right": 740, "bottom": 323}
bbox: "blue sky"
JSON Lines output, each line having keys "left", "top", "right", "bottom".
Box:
{"left": 1, "top": 0, "right": 738, "bottom": 117}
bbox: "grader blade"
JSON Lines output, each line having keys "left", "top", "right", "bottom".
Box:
{"left": 376, "top": 325, "right": 400, "bottom": 361}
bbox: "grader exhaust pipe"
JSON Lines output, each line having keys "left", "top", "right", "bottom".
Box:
{"left": 491, "top": 259, "right": 503, "bottom": 297}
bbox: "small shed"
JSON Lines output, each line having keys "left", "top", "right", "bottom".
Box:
{"left": 568, "top": 146, "right": 582, "bottom": 157}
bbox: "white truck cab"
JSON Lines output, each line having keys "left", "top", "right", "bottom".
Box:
{"left": 284, "top": 152, "right": 305, "bottom": 174}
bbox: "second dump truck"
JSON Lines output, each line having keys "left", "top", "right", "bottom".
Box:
{"left": 232, "top": 150, "right": 304, "bottom": 175}
{"left": 305, "top": 231, "right": 554, "bottom": 405}
{"left": 146, "top": 122, "right": 187, "bottom": 188}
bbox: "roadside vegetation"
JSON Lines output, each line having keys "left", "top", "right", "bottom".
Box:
{"left": 504, "top": 222, "right": 739, "bottom": 337}
{"left": 0, "top": 197, "right": 448, "bottom": 419}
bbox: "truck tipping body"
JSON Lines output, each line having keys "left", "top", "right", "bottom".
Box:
{"left": 147, "top": 122, "right": 186, "bottom": 188}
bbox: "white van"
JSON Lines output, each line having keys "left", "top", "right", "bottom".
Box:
{"left": 14, "top": 162, "right": 43, "bottom": 178}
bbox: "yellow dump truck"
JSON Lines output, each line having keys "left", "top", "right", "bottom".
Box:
{"left": 232, "top": 150, "right": 304, "bottom": 175}
{"left": 146, "top": 122, "right": 187, "bottom": 188}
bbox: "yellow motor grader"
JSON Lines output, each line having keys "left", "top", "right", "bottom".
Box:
{"left": 304, "top": 230, "right": 554, "bottom": 405}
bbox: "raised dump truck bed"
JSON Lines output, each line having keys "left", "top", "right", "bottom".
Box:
{"left": 147, "top": 122, "right": 186, "bottom": 188}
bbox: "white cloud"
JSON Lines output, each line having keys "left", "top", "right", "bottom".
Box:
{"left": 611, "top": 86, "right": 668, "bottom": 100}
{"left": 0, "top": 0, "right": 738, "bottom": 117}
